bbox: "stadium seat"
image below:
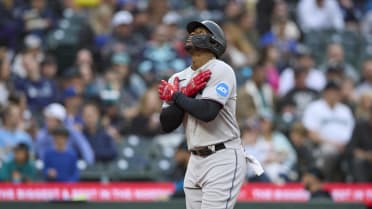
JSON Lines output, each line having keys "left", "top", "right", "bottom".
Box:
{"left": 108, "top": 157, "right": 156, "bottom": 181}
{"left": 78, "top": 161, "right": 110, "bottom": 182}
{"left": 34, "top": 159, "right": 45, "bottom": 181}
{"left": 303, "top": 30, "right": 330, "bottom": 65}
{"left": 109, "top": 135, "right": 157, "bottom": 181}
{"left": 108, "top": 135, "right": 178, "bottom": 181}
{"left": 328, "top": 31, "right": 362, "bottom": 69}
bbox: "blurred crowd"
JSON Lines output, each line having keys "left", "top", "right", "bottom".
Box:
{"left": 0, "top": 0, "right": 371, "bottom": 185}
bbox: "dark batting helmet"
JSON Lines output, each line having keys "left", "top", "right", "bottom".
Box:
{"left": 185, "top": 20, "right": 226, "bottom": 57}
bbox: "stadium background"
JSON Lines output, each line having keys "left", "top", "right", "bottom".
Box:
{"left": 0, "top": 0, "right": 371, "bottom": 208}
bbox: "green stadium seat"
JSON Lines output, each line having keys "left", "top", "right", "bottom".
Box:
{"left": 108, "top": 157, "right": 156, "bottom": 181}
{"left": 109, "top": 135, "right": 178, "bottom": 181}
{"left": 328, "top": 31, "right": 362, "bottom": 69}
{"left": 78, "top": 161, "right": 109, "bottom": 181}
{"left": 303, "top": 30, "right": 330, "bottom": 65}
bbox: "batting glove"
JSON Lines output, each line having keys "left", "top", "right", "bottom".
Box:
{"left": 158, "top": 77, "right": 180, "bottom": 101}
{"left": 181, "top": 69, "right": 211, "bottom": 97}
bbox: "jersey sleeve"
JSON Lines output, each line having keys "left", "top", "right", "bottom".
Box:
{"left": 199, "top": 63, "right": 235, "bottom": 106}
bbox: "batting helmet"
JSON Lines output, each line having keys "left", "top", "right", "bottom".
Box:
{"left": 186, "top": 20, "right": 226, "bottom": 57}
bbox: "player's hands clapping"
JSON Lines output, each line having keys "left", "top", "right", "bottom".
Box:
{"left": 181, "top": 69, "right": 211, "bottom": 97}
{"left": 158, "top": 77, "right": 180, "bottom": 101}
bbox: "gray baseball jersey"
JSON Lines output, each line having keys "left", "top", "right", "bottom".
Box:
{"left": 163, "top": 58, "right": 241, "bottom": 150}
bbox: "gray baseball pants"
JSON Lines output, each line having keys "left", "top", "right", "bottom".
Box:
{"left": 184, "top": 144, "right": 246, "bottom": 209}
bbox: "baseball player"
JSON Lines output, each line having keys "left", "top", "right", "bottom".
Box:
{"left": 158, "top": 20, "right": 261, "bottom": 209}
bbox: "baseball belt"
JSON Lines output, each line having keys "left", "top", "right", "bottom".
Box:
{"left": 191, "top": 143, "right": 226, "bottom": 157}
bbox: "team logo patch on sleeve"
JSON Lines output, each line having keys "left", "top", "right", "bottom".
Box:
{"left": 216, "top": 82, "right": 229, "bottom": 97}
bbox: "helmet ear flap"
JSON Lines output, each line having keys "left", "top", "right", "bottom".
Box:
{"left": 209, "top": 36, "right": 223, "bottom": 55}
{"left": 209, "top": 37, "right": 217, "bottom": 45}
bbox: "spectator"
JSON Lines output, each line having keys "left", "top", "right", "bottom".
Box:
{"left": 0, "top": 49, "right": 13, "bottom": 107}
{"left": 117, "top": 0, "right": 138, "bottom": 12}
{"left": 355, "top": 58, "right": 372, "bottom": 98}
{"left": 320, "top": 43, "right": 358, "bottom": 82}
{"left": 98, "top": 69, "right": 122, "bottom": 107}
{"left": 98, "top": 70, "right": 129, "bottom": 140}
{"left": 100, "top": 101, "right": 126, "bottom": 141}
{"left": 7, "top": 92, "right": 33, "bottom": 133}
{"left": 75, "top": 49, "right": 98, "bottom": 93}
{"left": 263, "top": 0, "right": 299, "bottom": 69}
{"left": 12, "top": 34, "right": 44, "bottom": 78}
{"left": 340, "top": 77, "right": 357, "bottom": 111}
{"left": 297, "top": 0, "right": 344, "bottom": 32}
{"left": 162, "top": 11, "right": 183, "bottom": 44}
{"left": 0, "top": 143, "right": 36, "bottom": 182}
{"left": 271, "top": 1, "right": 300, "bottom": 43}
{"left": 35, "top": 103, "right": 94, "bottom": 164}
{"left": 146, "top": 0, "right": 169, "bottom": 27}
{"left": 75, "top": 49, "right": 95, "bottom": 86}
{"left": 346, "top": 106, "right": 372, "bottom": 182}
{"left": 237, "top": 10, "right": 258, "bottom": 49}
{"left": 361, "top": 10, "right": 372, "bottom": 42}
{"left": 224, "top": 1, "right": 243, "bottom": 22}
{"left": 21, "top": 0, "right": 55, "bottom": 40}
{"left": 46, "top": 0, "right": 94, "bottom": 72}
{"left": 222, "top": 22, "right": 257, "bottom": 74}
{"left": 89, "top": 4, "right": 113, "bottom": 49}
{"left": 82, "top": 102, "right": 117, "bottom": 163}
{"left": 80, "top": 66, "right": 100, "bottom": 101}
{"left": 325, "top": 65, "right": 357, "bottom": 111}
{"left": 62, "top": 86, "right": 83, "bottom": 129}
{"left": 40, "top": 55, "right": 57, "bottom": 80}
{"left": 133, "top": 8, "right": 153, "bottom": 41}
{"left": 355, "top": 92, "right": 372, "bottom": 121}
{"left": 324, "top": 63, "right": 347, "bottom": 84}
{"left": 236, "top": 61, "right": 275, "bottom": 125}
{"left": 302, "top": 167, "right": 332, "bottom": 201}
{"left": 0, "top": 105, "right": 33, "bottom": 162}
{"left": 128, "top": 87, "right": 162, "bottom": 137}
{"left": 61, "top": 68, "right": 85, "bottom": 97}
{"left": 280, "top": 67, "right": 319, "bottom": 120}
{"left": 137, "top": 24, "right": 187, "bottom": 85}
{"left": 0, "top": 0, "right": 22, "bottom": 50}
{"left": 61, "top": 0, "right": 94, "bottom": 50}
{"left": 256, "top": 0, "right": 275, "bottom": 35}
{"left": 43, "top": 126, "right": 79, "bottom": 182}
{"left": 289, "top": 122, "right": 315, "bottom": 180}
{"left": 302, "top": 81, "right": 355, "bottom": 181}
{"left": 13, "top": 52, "right": 58, "bottom": 113}
{"left": 110, "top": 52, "right": 146, "bottom": 101}
{"left": 255, "top": 111, "right": 297, "bottom": 183}
{"left": 182, "top": 0, "right": 222, "bottom": 24}
{"left": 279, "top": 45, "right": 326, "bottom": 96}
{"left": 339, "top": 0, "right": 362, "bottom": 31}
{"left": 102, "top": 10, "right": 144, "bottom": 63}
{"left": 259, "top": 46, "right": 280, "bottom": 94}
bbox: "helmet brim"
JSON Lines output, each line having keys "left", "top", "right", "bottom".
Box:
{"left": 186, "top": 21, "right": 210, "bottom": 34}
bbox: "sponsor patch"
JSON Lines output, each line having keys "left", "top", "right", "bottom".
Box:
{"left": 215, "top": 82, "right": 229, "bottom": 97}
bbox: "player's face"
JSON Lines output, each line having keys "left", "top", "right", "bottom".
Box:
{"left": 184, "top": 27, "right": 210, "bottom": 51}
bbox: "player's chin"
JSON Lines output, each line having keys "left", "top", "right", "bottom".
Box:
{"left": 184, "top": 43, "right": 194, "bottom": 52}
